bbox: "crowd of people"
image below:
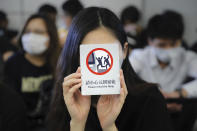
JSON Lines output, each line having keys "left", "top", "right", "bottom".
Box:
{"left": 0, "top": 0, "right": 196, "bottom": 131}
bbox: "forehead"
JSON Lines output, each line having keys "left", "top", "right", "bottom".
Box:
{"left": 26, "top": 18, "right": 46, "bottom": 30}
{"left": 81, "top": 26, "right": 118, "bottom": 45}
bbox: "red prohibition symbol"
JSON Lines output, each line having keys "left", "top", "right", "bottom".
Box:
{"left": 86, "top": 48, "right": 113, "bottom": 75}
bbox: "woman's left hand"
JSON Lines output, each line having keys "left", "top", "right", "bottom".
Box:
{"left": 97, "top": 70, "right": 128, "bottom": 131}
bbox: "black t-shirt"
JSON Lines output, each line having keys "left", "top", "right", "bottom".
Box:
{"left": 4, "top": 52, "right": 52, "bottom": 112}
{"left": 0, "top": 83, "right": 27, "bottom": 131}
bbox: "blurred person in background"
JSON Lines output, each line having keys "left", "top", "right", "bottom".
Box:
{"left": 38, "top": 3, "right": 58, "bottom": 24}
{"left": 129, "top": 10, "right": 197, "bottom": 131}
{"left": 120, "top": 5, "right": 144, "bottom": 49}
{"left": 163, "top": 10, "right": 189, "bottom": 50}
{"left": 0, "top": 10, "right": 18, "bottom": 61}
{"left": 0, "top": 10, "right": 18, "bottom": 43}
{"left": 3, "top": 14, "right": 59, "bottom": 130}
{"left": 58, "top": 0, "right": 83, "bottom": 48}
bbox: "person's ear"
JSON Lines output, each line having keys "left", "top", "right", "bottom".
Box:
{"left": 123, "top": 42, "right": 128, "bottom": 59}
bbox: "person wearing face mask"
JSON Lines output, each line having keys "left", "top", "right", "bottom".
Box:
{"left": 0, "top": 10, "right": 18, "bottom": 62}
{"left": 3, "top": 14, "right": 59, "bottom": 130}
{"left": 129, "top": 10, "right": 197, "bottom": 131}
{"left": 38, "top": 4, "right": 58, "bottom": 24}
{"left": 120, "top": 6, "right": 144, "bottom": 49}
{"left": 58, "top": 0, "right": 84, "bottom": 48}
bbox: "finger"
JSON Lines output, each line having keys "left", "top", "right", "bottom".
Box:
{"left": 63, "top": 78, "right": 81, "bottom": 88}
{"left": 76, "top": 67, "right": 81, "bottom": 73}
{"left": 64, "top": 82, "right": 81, "bottom": 106}
{"left": 167, "top": 103, "right": 173, "bottom": 109}
{"left": 167, "top": 103, "right": 178, "bottom": 108}
{"left": 76, "top": 90, "right": 91, "bottom": 101}
{"left": 120, "top": 70, "right": 128, "bottom": 95}
{"left": 64, "top": 73, "right": 81, "bottom": 82}
{"left": 160, "top": 90, "right": 165, "bottom": 96}
{"left": 62, "top": 79, "right": 81, "bottom": 93}
{"left": 120, "top": 70, "right": 126, "bottom": 87}
{"left": 98, "top": 95, "right": 111, "bottom": 105}
{"left": 167, "top": 104, "right": 176, "bottom": 111}
{"left": 176, "top": 104, "right": 182, "bottom": 111}
{"left": 160, "top": 90, "right": 169, "bottom": 99}
{"left": 67, "top": 82, "right": 82, "bottom": 98}
{"left": 167, "top": 103, "right": 182, "bottom": 111}
{"left": 119, "top": 87, "right": 127, "bottom": 104}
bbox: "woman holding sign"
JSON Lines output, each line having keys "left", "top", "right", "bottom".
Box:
{"left": 47, "top": 7, "right": 173, "bottom": 131}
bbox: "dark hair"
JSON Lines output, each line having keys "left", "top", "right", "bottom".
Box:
{"left": 0, "top": 10, "right": 8, "bottom": 28}
{"left": 18, "top": 14, "right": 60, "bottom": 72}
{"left": 38, "top": 4, "right": 57, "bottom": 14}
{"left": 62, "top": 0, "right": 83, "bottom": 17}
{"left": 47, "top": 7, "right": 154, "bottom": 131}
{"left": 120, "top": 5, "right": 141, "bottom": 24}
{"left": 191, "top": 42, "right": 197, "bottom": 53}
{"left": 147, "top": 10, "right": 184, "bottom": 40}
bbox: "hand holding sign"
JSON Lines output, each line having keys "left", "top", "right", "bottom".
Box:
{"left": 97, "top": 70, "right": 128, "bottom": 130}
{"left": 62, "top": 67, "right": 91, "bottom": 129}
{"left": 62, "top": 67, "right": 127, "bottom": 130}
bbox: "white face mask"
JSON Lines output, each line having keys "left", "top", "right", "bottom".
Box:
{"left": 22, "top": 33, "right": 49, "bottom": 55}
{"left": 124, "top": 24, "right": 137, "bottom": 36}
{"left": 152, "top": 46, "right": 183, "bottom": 63}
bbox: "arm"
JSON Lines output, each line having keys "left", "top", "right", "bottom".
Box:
{"left": 103, "top": 124, "right": 118, "bottom": 131}
{"left": 97, "top": 70, "right": 127, "bottom": 131}
{"left": 70, "top": 120, "right": 86, "bottom": 131}
{"left": 182, "top": 80, "right": 197, "bottom": 98}
{"left": 182, "top": 52, "right": 197, "bottom": 98}
{"left": 62, "top": 67, "right": 91, "bottom": 131}
{"left": 128, "top": 50, "right": 144, "bottom": 74}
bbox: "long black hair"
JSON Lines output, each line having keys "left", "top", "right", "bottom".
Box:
{"left": 18, "top": 13, "right": 60, "bottom": 72}
{"left": 47, "top": 7, "right": 155, "bottom": 131}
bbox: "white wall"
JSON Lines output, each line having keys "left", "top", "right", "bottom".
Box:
{"left": 0, "top": 0, "right": 142, "bottom": 30}
{"left": 82, "top": 0, "right": 142, "bottom": 15}
{"left": 143, "top": 0, "right": 197, "bottom": 46}
{"left": 0, "top": 0, "right": 197, "bottom": 46}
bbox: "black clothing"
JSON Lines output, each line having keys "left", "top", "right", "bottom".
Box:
{"left": 0, "top": 83, "right": 27, "bottom": 131}
{"left": 4, "top": 51, "right": 53, "bottom": 130}
{"left": 4, "top": 52, "right": 52, "bottom": 112}
{"left": 0, "top": 35, "right": 18, "bottom": 54}
{"left": 47, "top": 58, "right": 173, "bottom": 131}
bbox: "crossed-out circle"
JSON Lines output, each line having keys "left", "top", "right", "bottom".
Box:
{"left": 86, "top": 48, "right": 113, "bottom": 75}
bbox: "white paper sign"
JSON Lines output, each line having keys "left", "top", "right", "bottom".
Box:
{"left": 80, "top": 43, "right": 120, "bottom": 95}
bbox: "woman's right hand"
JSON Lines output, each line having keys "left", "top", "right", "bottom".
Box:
{"left": 62, "top": 67, "right": 91, "bottom": 130}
